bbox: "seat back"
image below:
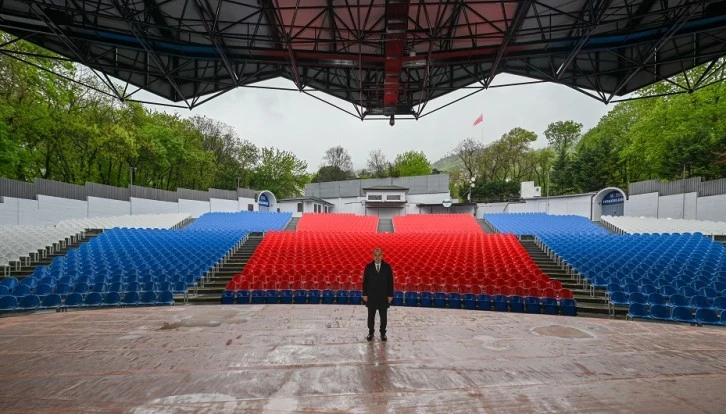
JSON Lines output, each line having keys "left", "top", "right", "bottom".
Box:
{"left": 84, "top": 292, "right": 103, "bottom": 306}
{"left": 41, "top": 294, "right": 62, "bottom": 309}
{"left": 18, "top": 294, "right": 41, "bottom": 309}
{"left": 103, "top": 292, "right": 122, "bottom": 306}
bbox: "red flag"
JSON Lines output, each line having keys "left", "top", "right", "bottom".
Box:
{"left": 473, "top": 114, "right": 484, "bottom": 126}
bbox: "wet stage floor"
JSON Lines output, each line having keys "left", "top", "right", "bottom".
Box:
{"left": 1, "top": 305, "right": 725, "bottom": 413}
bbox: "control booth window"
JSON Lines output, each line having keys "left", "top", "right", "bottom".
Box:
{"left": 368, "top": 194, "right": 383, "bottom": 201}
{"left": 387, "top": 195, "right": 401, "bottom": 201}
{"left": 297, "top": 202, "right": 303, "bottom": 213}
{"left": 247, "top": 204, "right": 254, "bottom": 211}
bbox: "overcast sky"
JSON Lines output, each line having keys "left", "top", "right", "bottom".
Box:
{"left": 134, "top": 73, "right": 614, "bottom": 173}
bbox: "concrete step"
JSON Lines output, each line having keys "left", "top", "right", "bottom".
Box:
{"left": 284, "top": 217, "right": 300, "bottom": 231}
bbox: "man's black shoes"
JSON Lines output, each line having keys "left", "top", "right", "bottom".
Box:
{"left": 381, "top": 334, "right": 387, "bottom": 341}
{"left": 366, "top": 333, "right": 373, "bottom": 341}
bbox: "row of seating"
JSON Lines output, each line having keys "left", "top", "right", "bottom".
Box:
{"left": 484, "top": 213, "right": 608, "bottom": 236}
{"left": 296, "top": 213, "right": 378, "bottom": 233}
{"left": 627, "top": 304, "right": 726, "bottom": 326}
{"left": 392, "top": 214, "right": 483, "bottom": 234}
{"left": 56, "top": 213, "right": 192, "bottom": 230}
{"left": 610, "top": 292, "right": 726, "bottom": 311}
{"left": 243, "top": 232, "right": 548, "bottom": 283}
{"left": 602, "top": 215, "right": 726, "bottom": 237}
{"left": 184, "top": 211, "right": 291, "bottom": 233}
{"left": 536, "top": 232, "right": 726, "bottom": 316}
{"left": 220, "top": 289, "right": 576, "bottom": 315}
{"left": 0, "top": 290, "right": 174, "bottom": 311}
{"left": 0, "top": 280, "right": 191, "bottom": 297}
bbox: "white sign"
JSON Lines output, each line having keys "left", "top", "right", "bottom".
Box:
{"left": 442, "top": 199, "right": 453, "bottom": 208}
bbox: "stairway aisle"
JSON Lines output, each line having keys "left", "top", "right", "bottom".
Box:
{"left": 477, "top": 219, "right": 496, "bottom": 233}
{"left": 519, "top": 239, "right": 627, "bottom": 318}
{"left": 176, "top": 234, "right": 264, "bottom": 304}
{"left": 377, "top": 219, "right": 393, "bottom": 233}
{"left": 284, "top": 217, "right": 300, "bottom": 231}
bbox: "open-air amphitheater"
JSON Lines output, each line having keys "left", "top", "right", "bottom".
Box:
{"left": 2, "top": 0, "right": 726, "bottom": 410}
{"left": 2, "top": 173, "right": 726, "bottom": 412}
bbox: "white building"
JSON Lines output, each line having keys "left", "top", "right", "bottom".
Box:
{"left": 278, "top": 174, "right": 465, "bottom": 218}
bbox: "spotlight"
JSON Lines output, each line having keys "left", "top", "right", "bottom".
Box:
{"left": 389, "top": 115, "right": 395, "bottom": 126}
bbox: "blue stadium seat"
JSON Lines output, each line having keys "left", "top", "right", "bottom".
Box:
{"left": 524, "top": 296, "right": 541, "bottom": 314}
{"left": 660, "top": 285, "right": 677, "bottom": 296}
{"left": 251, "top": 289, "right": 265, "bottom": 304}
{"left": 264, "top": 289, "right": 279, "bottom": 304}
{"left": 0, "top": 295, "right": 18, "bottom": 312}
{"left": 102, "top": 292, "right": 121, "bottom": 307}
{"left": 0, "top": 285, "right": 8, "bottom": 296}
{"left": 420, "top": 291, "right": 433, "bottom": 307}
{"left": 448, "top": 293, "right": 461, "bottom": 309}
{"left": 0, "top": 277, "right": 19, "bottom": 291}
{"left": 308, "top": 289, "right": 321, "bottom": 304}
{"left": 627, "top": 303, "right": 650, "bottom": 320}
{"left": 17, "top": 294, "right": 41, "bottom": 310}
{"left": 63, "top": 292, "right": 84, "bottom": 309}
{"left": 20, "top": 277, "right": 39, "bottom": 290}
{"left": 647, "top": 293, "right": 666, "bottom": 306}
{"left": 689, "top": 295, "right": 710, "bottom": 310}
{"left": 404, "top": 291, "right": 419, "bottom": 307}
{"left": 477, "top": 294, "right": 492, "bottom": 311}
{"left": 712, "top": 297, "right": 726, "bottom": 311}
{"left": 280, "top": 289, "right": 294, "bottom": 304}
{"left": 695, "top": 308, "right": 719, "bottom": 325}
{"left": 293, "top": 289, "right": 307, "bottom": 304}
{"left": 12, "top": 284, "right": 31, "bottom": 297}
{"left": 235, "top": 290, "right": 251, "bottom": 304}
{"left": 157, "top": 291, "right": 174, "bottom": 305}
{"left": 463, "top": 293, "right": 476, "bottom": 310}
{"left": 321, "top": 289, "right": 334, "bottom": 304}
{"left": 83, "top": 292, "right": 103, "bottom": 307}
{"left": 640, "top": 284, "right": 658, "bottom": 295}
{"left": 122, "top": 291, "right": 140, "bottom": 306}
{"left": 433, "top": 292, "right": 446, "bottom": 308}
{"left": 509, "top": 296, "right": 524, "bottom": 313}
{"left": 349, "top": 290, "right": 362, "bottom": 305}
{"left": 34, "top": 283, "right": 52, "bottom": 297}
{"left": 649, "top": 304, "right": 672, "bottom": 320}
{"left": 40, "top": 294, "right": 62, "bottom": 310}
{"left": 560, "top": 299, "right": 577, "bottom": 316}
{"left": 392, "top": 291, "right": 404, "bottom": 306}
{"left": 671, "top": 306, "right": 695, "bottom": 324}
{"left": 493, "top": 294, "right": 508, "bottom": 312}
{"left": 628, "top": 292, "right": 648, "bottom": 305}
{"left": 669, "top": 294, "right": 689, "bottom": 307}
{"left": 220, "top": 290, "right": 235, "bottom": 304}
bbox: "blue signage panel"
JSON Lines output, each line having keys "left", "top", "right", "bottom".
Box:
{"left": 259, "top": 193, "right": 270, "bottom": 207}
{"left": 601, "top": 190, "right": 624, "bottom": 205}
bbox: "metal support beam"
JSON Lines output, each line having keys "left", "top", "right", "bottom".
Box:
{"left": 28, "top": 2, "right": 125, "bottom": 101}
{"left": 193, "top": 0, "right": 239, "bottom": 84}
{"left": 607, "top": 4, "right": 701, "bottom": 102}
{"left": 110, "top": 0, "right": 191, "bottom": 108}
{"left": 556, "top": 0, "right": 614, "bottom": 79}
{"left": 485, "top": 0, "right": 534, "bottom": 88}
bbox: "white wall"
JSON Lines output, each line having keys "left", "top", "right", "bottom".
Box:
{"left": 658, "top": 192, "right": 697, "bottom": 219}
{"left": 88, "top": 196, "right": 130, "bottom": 217}
{"left": 499, "top": 195, "right": 593, "bottom": 218}
{"left": 210, "top": 198, "right": 239, "bottom": 212}
{"left": 239, "top": 197, "right": 256, "bottom": 212}
{"left": 178, "top": 199, "right": 210, "bottom": 218}
{"left": 278, "top": 201, "right": 301, "bottom": 217}
{"left": 130, "top": 197, "right": 178, "bottom": 215}
{"left": 696, "top": 194, "right": 726, "bottom": 221}
{"left": 37, "top": 195, "right": 88, "bottom": 225}
{"left": 477, "top": 203, "right": 509, "bottom": 214}
{"left": 625, "top": 192, "right": 659, "bottom": 217}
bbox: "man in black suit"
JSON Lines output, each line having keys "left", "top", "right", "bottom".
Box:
{"left": 362, "top": 247, "right": 394, "bottom": 341}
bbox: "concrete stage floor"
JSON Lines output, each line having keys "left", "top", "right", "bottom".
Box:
{"left": 0, "top": 305, "right": 725, "bottom": 413}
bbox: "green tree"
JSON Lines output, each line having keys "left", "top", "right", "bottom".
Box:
{"left": 392, "top": 151, "right": 431, "bottom": 176}
{"left": 250, "top": 147, "right": 309, "bottom": 199}
{"left": 545, "top": 121, "right": 583, "bottom": 194}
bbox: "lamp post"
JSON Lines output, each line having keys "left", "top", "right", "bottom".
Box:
{"left": 129, "top": 166, "right": 137, "bottom": 187}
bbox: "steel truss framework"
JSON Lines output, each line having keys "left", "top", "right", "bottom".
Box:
{"left": 1, "top": 0, "right": 726, "bottom": 121}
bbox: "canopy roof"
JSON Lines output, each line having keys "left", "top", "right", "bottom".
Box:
{"left": 1, "top": 0, "right": 725, "bottom": 120}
